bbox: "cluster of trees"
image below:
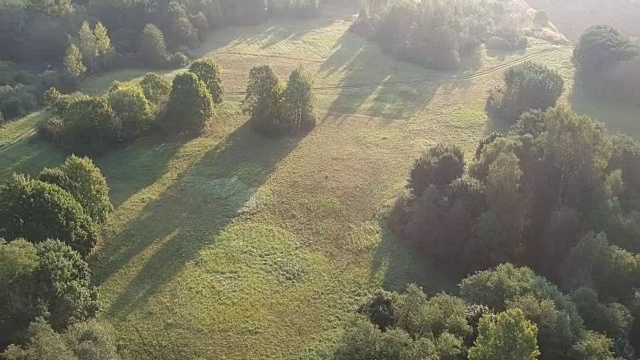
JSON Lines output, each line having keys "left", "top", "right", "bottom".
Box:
{"left": 336, "top": 264, "right": 633, "bottom": 359}
{"left": 573, "top": 25, "right": 640, "bottom": 106}
{"left": 0, "top": 156, "right": 120, "bottom": 357}
{"left": 393, "top": 105, "right": 640, "bottom": 356}
{"left": 351, "top": 0, "right": 528, "bottom": 70}
{"left": 486, "top": 61, "right": 564, "bottom": 124}
{"left": 243, "top": 65, "right": 316, "bottom": 136}
{"left": 40, "top": 59, "right": 223, "bottom": 155}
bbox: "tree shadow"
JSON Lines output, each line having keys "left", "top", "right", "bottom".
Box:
{"left": 369, "top": 219, "right": 457, "bottom": 295}
{"left": 0, "top": 139, "right": 65, "bottom": 181}
{"left": 91, "top": 120, "right": 303, "bottom": 318}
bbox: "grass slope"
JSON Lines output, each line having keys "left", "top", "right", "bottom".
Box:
{"left": 1, "top": 16, "right": 640, "bottom": 360}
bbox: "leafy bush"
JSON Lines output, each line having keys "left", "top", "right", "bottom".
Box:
{"left": 189, "top": 59, "right": 224, "bottom": 103}
{"left": 0, "top": 174, "right": 98, "bottom": 256}
{"left": 138, "top": 24, "right": 168, "bottom": 69}
{"left": 38, "top": 155, "right": 114, "bottom": 224}
{"left": 107, "top": 82, "right": 155, "bottom": 140}
{"left": 60, "top": 96, "right": 117, "bottom": 155}
{"left": 468, "top": 308, "right": 540, "bottom": 360}
{"left": 573, "top": 25, "right": 639, "bottom": 78}
{"left": 533, "top": 10, "right": 550, "bottom": 27}
{"left": 486, "top": 36, "right": 513, "bottom": 51}
{"left": 140, "top": 72, "right": 171, "bottom": 104}
{"left": 160, "top": 72, "right": 214, "bottom": 135}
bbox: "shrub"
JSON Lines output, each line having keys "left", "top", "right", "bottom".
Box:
{"left": 166, "top": 51, "right": 189, "bottom": 68}
{"left": 160, "top": 72, "right": 214, "bottom": 135}
{"left": 486, "top": 36, "right": 512, "bottom": 51}
{"left": 39, "top": 155, "right": 113, "bottom": 224}
{"left": 107, "top": 83, "right": 155, "bottom": 140}
{"left": 140, "top": 73, "right": 171, "bottom": 103}
{"left": 409, "top": 144, "right": 465, "bottom": 196}
{"left": 189, "top": 59, "right": 224, "bottom": 103}
{"left": 533, "top": 10, "right": 550, "bottom": 27}
{"left": 0, "top": 174, "right": 98, "bottom": 256}
{"left": 358, "top": 289, "right": 398, "bottom": 331}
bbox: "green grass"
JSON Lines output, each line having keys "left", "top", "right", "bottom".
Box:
{"left": 2, "top": 14, "right": 640, "bottom": 360}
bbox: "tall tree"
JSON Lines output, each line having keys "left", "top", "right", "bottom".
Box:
{"left": 138, "top": 24, "right": 167, "bottom": 68}
{"left": 188, "top": 59, "right": 224, "bottom": 103}
{"left": 63, "top": 44, "right": 86, "bottom": 81}
{"left": 93, "top": 22, "right": 115, "bottom": 72}
{"left": 78, "top": 21, "right": 98, "bottom": 73}
{"left": 469, "top": 308, "right": 540, "bottom": 360}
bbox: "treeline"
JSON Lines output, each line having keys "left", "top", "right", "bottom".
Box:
{"left": 0, "top": 0, "right": 322, "bottom": 122}
{"left": 39, "top": 61, "right": 316, "bottom": 155}
{"left": 335, "top": 264, "right": 634, "bottom": 359}
{"left": 573, "top": 25, "right": 640, "bottom": 107}
{"left": 0, "top": 155, "right": 121, "bottom": 357}
{"left": 392, "top": 103, "right": 640, "bottom": 356}
{"left": 350, "top": 0, "right": 527, "bottom": 70}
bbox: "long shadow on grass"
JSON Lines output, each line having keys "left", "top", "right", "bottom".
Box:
{"left": 319, "top": 32, "right": 440, "bottom": 123}
{"left": 369, "top": 219, "right": 457, "bottom": 295}
{"left": 95, "top": 120, "right": 302, "bottom": 318}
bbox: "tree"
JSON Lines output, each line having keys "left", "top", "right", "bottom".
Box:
{"left": 139, "top": 24, "right": 167, "bottom": 68}
{"left": 4, "top": 318, "right": 121, "bottom": 360}
{"left": 468, "top": 308, "right": 540, "bottom": 360}
{"left": 570, "top": 331, "right": 617, "bottom": 360}
{"left": 0, "top": 174, "right": 98, "bottom": 256}
{"left": 0, "top": 240, "right": 98, "bottom": 344}
{"left": 283, "top": 67, "right": 316, "bottom": 133}
{"left": 409, "top": 144, "right": 465, "bottom": 196}
{"left": 188, "top": 59, "right": 224, "bottom": 103}
{"left": 573, "top": 25, "right": 639, "bottom": 78}
{"left": 93, "top": 22, "right": 115, "bottom": 72}
{"left": 39, "top": 155, "right": 114, "bottom": 224}
{"left": 63, "top": 45, "right": 86, "bottom": 81}
{"left": 243, "top": 65, "right": 285, "bottom": 136}
{"left": 78, "top": 21, "right": 97, "bottom": 73}
{"left": 107, "top": 83, "right": 154, "bottom": 140}
{"left": 30, "top": 0, "right": 74, "bottom": 17}
{"left": 140, "top": 72, "right": 171, "bottom": 103}
{"left": 60, "top": 96, "right": 116, "bottom": 154}
{"left": 161, "top": 72, "right": 214, "bottom": 135}
{"left": 488, "top": 61, "right": 564, "bottom": 124}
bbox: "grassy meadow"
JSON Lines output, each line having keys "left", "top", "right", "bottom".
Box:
{"left": 1, "top": 14, "right": 640, "bottom": 359}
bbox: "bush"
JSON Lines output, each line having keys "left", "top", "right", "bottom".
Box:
{"left": 160, "top": 72, "right": 214, "bottom": 135}
{"left": 189, "top": 59, "right": 224, "bottom": 103}
{"left": 0, "top": 174, "right": 98, "bottom": 256}
{"left": 468, "top": 308, "right": 540, "bottom": 360}
{"left": 486, "top": 36, "right": 512, "bottom": 51}
{"left": 573, "top": 25, "right": 639, "bottom": 78}
{"left": 409, "top": 144, "right": 465, "bottom": 196}
{"left": 533, "top": 10, "right": 550, "bottom": 27}
{"left": 107, "top": 83, "right": 155, "bottom": 140}
{"left": 140, "top": 73, "right": 171, "bottom": 104}
{"left": 38, "top": 155, "right": 114, "bottom": 224}
{"left": 59, "top": 96, "right": 117, "bottom": 154}
{"left": 166, "top": 51, "right": 190, "bottom": 68}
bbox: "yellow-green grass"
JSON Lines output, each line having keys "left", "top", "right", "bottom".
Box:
{"left": 2, "top": 15, "right": 640, "bottom": 359}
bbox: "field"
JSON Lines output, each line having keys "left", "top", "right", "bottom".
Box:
{"left": 526, "top": 0, "right": 640, "bottom": 41}
{"left": 2, "top": 11, "right": 640, "bottom": 359}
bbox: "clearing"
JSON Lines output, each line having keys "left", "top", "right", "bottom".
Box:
{"left": 1, "top": 9, "right": 639, "bottom": 360}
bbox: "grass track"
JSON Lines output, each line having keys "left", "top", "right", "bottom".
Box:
{"left": 1, "top": 14, "right": 640, "bottom": 360}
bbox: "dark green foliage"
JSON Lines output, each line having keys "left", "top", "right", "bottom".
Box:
{"left": 409, "top": 144, "right": 464, "bottom": 196}
{"left": 107, "top": 83, "right": 155, "bottom": 140}
{"left": 59, "top": 96, "right": 116, "bottom": 154}
{"left": 572, "top": 287, "right": 633, "bottom": 339}
{"left": 161, "top": 72, "right": 214, "bottom": 135}
{"left": 243, "top": 65, "right": 286, "bottom": 136}
{"left": 138, "top": 24, "right": 168, "bottom": 69}
{"left": 140, "top": 73, "right": 171, "bottom": 104}
{"left": 0, "top": 239, "right": 98, "bottom": 345}
{"left": 3, "top": 318, "right": 121, "bottom": 360}
{"left": 38, "top": 155, "right": 113, "bottom": 224}
{"left": 283, "top": 67, "right": 316, "bottom": 133}
{"left": 570, "top": 331, "right": 617, "bottom": 360}
{"left": 487, "top": 61, "right": 564, "bottom": 124}
{"left": 189, "top": 59, "right": 224, "bottom": 103}
{"left": 468, "top": 308, "right": 540, "bottom": 360}
{"left": 358, "top": 289, "right": 398, "bottom": 331}
{"left": 573, "top": 25, "right": 639, "bottom": 78}
{"left": 0, "top": 174, "right": 98, "bottom": 256}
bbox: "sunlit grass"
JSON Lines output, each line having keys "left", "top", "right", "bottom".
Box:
{"left": 1, "top": 12, "right": 640, "bottom": 359}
